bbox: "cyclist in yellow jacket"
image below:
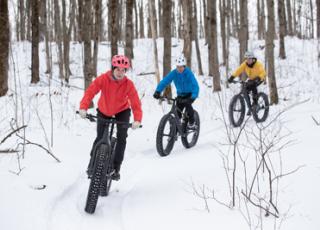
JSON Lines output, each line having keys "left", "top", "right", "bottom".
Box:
{"left": 228, "top": 51, "right": 266, "bottom": 106}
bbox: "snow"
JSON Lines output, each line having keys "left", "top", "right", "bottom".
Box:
{"left": 1, "top": 36, "right": 320, "bottom": 230}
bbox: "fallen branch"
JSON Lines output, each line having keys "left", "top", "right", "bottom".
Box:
{"left": 0, "top": 125, "right": 27, "bottom": 144}
{"left": 16, "top": 137, "right": 61, "bottom": 162}
{"left": 0, "top": 149, "right": 19, "bottom": 154}
{"left": 311, "top": 116, "right": 320, "bottom": 126}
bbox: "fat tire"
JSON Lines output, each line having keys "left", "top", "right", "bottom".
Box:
{"left": 229, "top": 94, "right": 245, "bottom": 127}
{"left": 156, "top": 114, "right": 176, "bottom": 157}
{"left": 181, "top": 110, "right": 200, "bottom": 148}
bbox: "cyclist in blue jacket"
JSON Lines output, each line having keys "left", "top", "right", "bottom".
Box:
{"left": 153, "top": 54, "right": 199, "bottom": 128}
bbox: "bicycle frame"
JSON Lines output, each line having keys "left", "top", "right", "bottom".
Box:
{"left": 237, "top": 81, "right": 254, "bottom": 113}
{"left": 161, "top": 98, "right": 187, "bottom": 137}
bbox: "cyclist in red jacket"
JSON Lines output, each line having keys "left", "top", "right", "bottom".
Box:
{"left": 79, "top": 55, "right": 142, "bottom": 180}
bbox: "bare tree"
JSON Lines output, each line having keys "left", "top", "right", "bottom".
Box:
{"left": 109, "top": 0, "right": 119, "bottom": 59}
{"left": 220, "top": 0, "right": 227, "bottom": 66}
{"left": 18, "top": 0, "right": 25, "bottom": 40}
{"left": 193, "top": 0, "right": 203, "bottom": 75}
{"left": 286, "top": 0, "right": 293, "bottom": 35}
{"left": 31, "top": 0, "right": 40, "bottom": 84}
{"left": 278, "top": 0, "right": 286, "bottom": 59}
{"left": 317, "top": 0, "right": 320, "bottom": 65}
{"left": 239, "top": 0, "right": 248, "bottom": 63}
{"left": 158, "top": 0, "right": 163, "bottom": 37}
{"left": 148, "top": 0, "right": 160, "bottom": 83}
{"left": 92, "top": 0, "right": 101, "bottom": 77}
{"left": 257, "top": 0, "right": 265, "bottom": 39}
{"left": 53, "top": 0, "right": 64, "bottom": 80}
{"left": 125, "top": 0, "right": 134, "bottom": 60}
{"left": 133, "top": 0, "right": 138, "bottom": 39}
{"left": 207, "top": 0, "right": 221, "bottom": 91}
{"left": 0, "top": 0, "right": 9, "bottom": 96}
{"left": 139, "top": 1, "right": 145, "bottom": 38}
{"left": 182, "top": 0, "right": 192, "bottom": 67}
{"left": 266, "top": 0, "right": 279, "bottom": 104}
{"left": 162, "top": 0, "right": 172, "bottom": 98}
{"left": 83, "top": 0, "right": 93, "bottom": 90}
{"left": 202, "top": 0, "right": 209, "bottom": 43}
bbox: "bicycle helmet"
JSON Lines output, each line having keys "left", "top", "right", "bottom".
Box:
{"left": 175, "top": 54, "right": 186, "bottom": 66}
{"left": 244, "top": 51, "right": 256, "bottom": 59}
{"left": 111, "top": 55, "right": 130, "bottom": 69}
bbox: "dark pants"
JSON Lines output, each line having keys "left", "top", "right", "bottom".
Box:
{"left": 245, "top": 80, "right": 262, "bottom": 104}
{"left": 90, "top": 108, "right": 131, "bottom": 170}
{"left": 176, "top": 95, "right": 195, "bottom": 124}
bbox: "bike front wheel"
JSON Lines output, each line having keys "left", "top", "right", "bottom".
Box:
{"left": 99, "top": 138, "right": 116, "bottom": 197}
{"left": 156, "top": 114, "right": 176, "bottom": 157}
{"left": 228, "top": 94, "right": 246, "bottom": 127}
{"left": 85, "top": 144, "right": 109, "bottom": 214}
{"left": 181, "top": 110, "right": 200, "bottom": 148}
{"left": 252, "top": 92, "right": 269, "bottom": 123}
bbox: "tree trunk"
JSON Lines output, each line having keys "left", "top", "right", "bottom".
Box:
{"left": 26, "top": 0, "right": 32, "bottom": 41}
{"left": 239, "top": 0, "right": 248, "bottom": 63}
{"left": 93, "top": 0, "right": 102, "bottom": 77}
{"left": 148, "top": 0, "right": 160, "bottom": 84}
{"left": 133, "top": 0, "right": 138, "bottom": 39}
{"left": 125, "top": 0, "right": 134, "bottom": 60}
{"left": 182, "top": 0, "right": 192, "bottom": 67}
{"left": 208, "top": 0, "right": 221, "bottom": 91}
{"left": 193, "top": 0, "right": 203, "bottom": 75}
{"left": 31, "top": 0, "right": 40, "bottom": 84}
{"left": 310, "top": 0, "right": 314, "bottom": 38}
{"left": 317, "top": 0, "right": 320, "bottom": 65}
{"left": 220, "top": 0, "right": 227, "bottom": 65}
{"left": 109, "top": 0, "right": 119, "bottom": 59}
{"left": 158, "top": 0, "right": 163, "bottom": 37}
{"left": 266, "top": 0, "right": 278, "bottom": 105}
{"left": 139, "top": 1, "right": 145, "bottom": 38}
{"left": 286, "top": 0, "right": 293, "bottom": 35}
{"left": 278, "top": 0, "right": 286, "bottom": 59}
{"left": 83, "top": 0, "right": 93, "bottom": 90}
{"left": 43, "top": 0, "right": 51, "bottom": 75}
{"left": 162, "top": 0, "right": 172, "bottom": 98}
{"left": 257, "top": 0, "right": 265, "bottom": 39}
{"left": 19, "top": 0, "right": 25, "bottom": 40}
{"left": 0, "top": 0, "right": 9, "bottom": 96}
{"left": 54, "top": 0, "right": 64, "bottom": 80}
{"left": 203, "top": 0, "right": 209, "bottom": 43}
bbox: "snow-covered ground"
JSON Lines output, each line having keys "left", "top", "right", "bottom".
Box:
{"left": 1, "top": 37, "right": 320, "bottom": 230}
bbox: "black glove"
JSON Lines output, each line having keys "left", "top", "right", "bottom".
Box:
{"left": 228, "top": 76, "right": 235, "bottom": 83}
{"left": 254, "top": 77, "right": 262, "bottom": 85}
{"left": 153, "top": 91, "right": 161, "bottom": 99}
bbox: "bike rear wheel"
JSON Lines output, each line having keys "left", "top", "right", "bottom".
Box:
{"left": 252, "top": 92, "right": 269, "bottom": 123}
{"left": 229, "top": 94, "right": 246, "bottom": 127}
{"left": 156, "top": 114, "right": 176, "bottom": 157}
{"left": 181, "top": 110, "right": 200, "bottom": 148}
{"left": 85, "top": 144, "right": 109, "bottom": 214}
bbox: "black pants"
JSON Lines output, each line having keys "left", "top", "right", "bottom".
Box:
{"left": 90, "top": 108, "right": 131, "bottom": 169}
{"left": 245, "top": 80, "right": 262, "bottom": 104}
{"left": 176, "top": 98, "right": 195, "bottom": 124}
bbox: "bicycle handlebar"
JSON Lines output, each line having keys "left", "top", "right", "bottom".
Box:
{"left": 76, "top": 111, "right": 142, "bottom": 128}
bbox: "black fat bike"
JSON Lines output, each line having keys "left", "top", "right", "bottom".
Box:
{"left": 228, "top": 80, "right": 269, "bottom": 127}
{"left": 77, "top": 112, "right": 138, "bottom": 214}
{"left": 155, "top": 97, "right": 200, "bottom": 157}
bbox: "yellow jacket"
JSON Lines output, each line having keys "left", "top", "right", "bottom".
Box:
{"left": 232, "top": 60, "right": 266, "bottom": 81}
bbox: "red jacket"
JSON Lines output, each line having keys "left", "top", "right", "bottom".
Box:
{"left": 80, "top": 71, "right": 143, "bottom": 122}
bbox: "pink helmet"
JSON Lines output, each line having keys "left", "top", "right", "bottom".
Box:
{"left": 111, "top": 55, "right": 130, "bottom": 69}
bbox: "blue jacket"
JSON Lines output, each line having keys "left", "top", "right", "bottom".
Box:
{"left": 156, "top": 67, "right": 199, "bottom": 99}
